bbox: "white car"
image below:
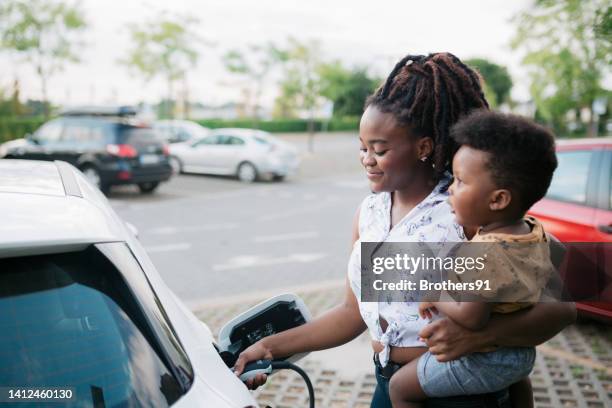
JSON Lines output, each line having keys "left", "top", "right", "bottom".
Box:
{"left": 168, "top": 128, "right": 300, "bottom": 182}
{"left": 0, "top": 160, "right": 258, "bottom": 407}
{"left": 154, "top": 120, "right": 210, "bottom": 144}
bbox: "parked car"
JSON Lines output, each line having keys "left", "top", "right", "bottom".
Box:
{"left": 529, "top": 137, "right": 612, "bottom": 322}
{"left": 0, "top": 107, "right": 172, "bottom": 194}
{"left": 0, "top": 159, "right": 258, "bottom": 407}
{"left": 168, "top": 128, "right": 300, "bottom": 182}
{"left": 154, "top": 120, "right": 210, "bottom": 144}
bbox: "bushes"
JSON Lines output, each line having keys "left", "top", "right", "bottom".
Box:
{"left": 197, "top": 117, "right": 360, "bottom": 133}
{"left": 0, "top": 117, "right": 45, "bottom": 143}
{"left": 0, "top": 116, "right": 361, "bottom": 144}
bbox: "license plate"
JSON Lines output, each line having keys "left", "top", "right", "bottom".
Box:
{"left": 140, "top": 154, "right": 160, "bottom": 165}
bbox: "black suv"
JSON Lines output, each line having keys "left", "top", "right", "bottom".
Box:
{"left": 3, "top": 107, "right": 172, "bottom": 194}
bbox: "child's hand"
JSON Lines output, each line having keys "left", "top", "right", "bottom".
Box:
{"left": 419, "top": 301, "right": 438, "bottom": 320}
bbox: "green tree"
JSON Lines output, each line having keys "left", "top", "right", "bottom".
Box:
{"left": 512, "top": 0, "right": 611, "bottom": 136}
{"left": 318, "top": 62, "right": 379, "bottom": 117}
{"left": 0, "top": 0, "right": 86, "bottom": 118}
{"left": 223, "top": 43, "right": 287, "bottom": 124}
{"left": 123, "top": 12, "right": 202, "bottom": 119}
{"left": 465, "top": 58, "right": 513, "bottom": 108}
{"left": 272, "top": 38, "right": 324, "bottom": 151}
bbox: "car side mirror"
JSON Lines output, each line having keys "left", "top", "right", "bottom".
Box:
{"left": 217, "top": 294, "right": 312, "bottom": 368}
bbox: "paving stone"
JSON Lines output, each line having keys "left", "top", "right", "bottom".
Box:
{"left": 195, "top": 287, "right": 612, "bottom": 407}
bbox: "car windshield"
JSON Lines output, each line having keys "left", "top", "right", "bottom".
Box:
{"left": 0, "top": 246, "right": 187, "bottom": 407}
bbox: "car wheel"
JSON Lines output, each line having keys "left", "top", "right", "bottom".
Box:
{"left": 81, "top": 165, "right": 109, "bottom": 194}
{"left": 237, "top": 162, "right": 258, "bottom": 183}
{"left": 272, "top": 174, "right": 286, "bottom": 182}
{"left": 169, "top": 156, "right": 183, "bottom": 174}
{"left": 138, "top": 182, "right": 160, "bottom": 194}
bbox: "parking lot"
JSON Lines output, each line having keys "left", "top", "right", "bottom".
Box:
{"left": 108, "top": 132, "right": 612, "bottom": 408}
{"left": 109, "top": 132, "right": 368, "bottom": 305}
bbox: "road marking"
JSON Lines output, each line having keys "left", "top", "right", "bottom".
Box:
{"left": 256, "top": 198, "right": 339, "bottom": 222}
{"left": 146, "top": 223, "right": 239, "bottom": 235}
{"left": 253, "top": 231, "right": 319, "bottom": 243}
{"left": 146, "top": 242, "right": 192, "bottom": 253}
{"left": 213, "top": 252, "right": 327, "bottom": 271}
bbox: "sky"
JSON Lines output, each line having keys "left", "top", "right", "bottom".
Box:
{"left": 1, "top": 0, "right": 534, "bottom": 108}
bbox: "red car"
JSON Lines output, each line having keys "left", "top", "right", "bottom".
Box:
{"left": 529, "top": 138, "right": 612, "bottom": 322}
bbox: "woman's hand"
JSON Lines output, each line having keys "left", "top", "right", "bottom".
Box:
{"left": 233, "top": 341, "right": 274, "bottom": 390}
{"left": 418, "top": 317, "right": 490, "bottom": 362}
{"left": 418, "top": 301, "right": 438, "bottom": 320}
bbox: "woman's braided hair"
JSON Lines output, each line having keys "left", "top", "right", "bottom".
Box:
{"left": 366, "top": 52, "right": 489, "bottom": 175}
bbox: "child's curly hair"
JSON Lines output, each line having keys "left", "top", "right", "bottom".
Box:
{"left": 451, "top": 110, "right": 558, "bottom": 213}
{"left": 366, "top": 52, "right": 490, "bottom": 176}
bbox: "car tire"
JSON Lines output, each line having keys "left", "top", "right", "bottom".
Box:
{"left": 138, "top": 182, "right": 160, "bottom": 194}
{"left": 81, "top": 165, "right": 109, "bottom": 195}
{"left": 272, "top": 174, "right": 286, "bottom": 182}
{"left": 237, "top": 162, "right": 258, "bottom": 183}
{"left": 169, "top": 156, "right": 183, "bottom": 174}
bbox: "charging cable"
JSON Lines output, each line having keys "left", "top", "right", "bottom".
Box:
{"left": 237, "top": 359, "right": 315, "bottom": 408}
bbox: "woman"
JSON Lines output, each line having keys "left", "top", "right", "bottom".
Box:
{"left": 234, "top": 53, "right": 575, "bottom": 407}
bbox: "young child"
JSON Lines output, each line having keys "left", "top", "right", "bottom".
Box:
{"left": 388, "top": 110, "right": 559, "bottom": 408}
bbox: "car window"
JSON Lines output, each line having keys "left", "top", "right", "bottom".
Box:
{"left": 227, "top": 136, "right": 245, "bottom": 145}
{"left": 0, "top": 245, "right": 192, "bottom": 407}
{"left": 546, "top": 150, "right": 592, "bottom": 204}
{"left": 253, "top": 136, "right": 270, "bottom": 145}
{"left": 61, "top": 120, "right": 109, "bottom": 148}
{"left": 35, "top": 121, "right": 63, "bottom": 144}
{"left": 118, "top": 127, "right": 162, "bottom": 149}
{"left": 193, "top": 135, "right": 219, "bottom": 146}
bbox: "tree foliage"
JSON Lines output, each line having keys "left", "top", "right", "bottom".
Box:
{"left": 272, "top": 37, "right": 322, "bottom": 121}
{"left": 512, "top": 0, "right": 611, "bottom": 136}
{"left": 465, "top": 58, "right": 513, "bottom": 108}
{"left": 318, "top": 62, "right": 379, "bottom": 117}
{"left": 0, "top": 0, "right": 86, "bottom": 118}
{"left": 123, "top": 12, "right": 202, "bottom": 118}
{"left": 223, "top": 43, "right": 287, "bottom": 119}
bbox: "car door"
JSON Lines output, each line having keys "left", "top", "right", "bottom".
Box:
{"left": 12, "top": 119, "right": 63, "bottom": 161}
{"left": 216, "top": 135, "right": 247, "bottom": 174}
{"left": 530, "top": 148, "right": 599, "bottom": 242}
{"left": 530, "top": 147, "right": 612, "bottom": 316}
{"left": 593, "top": 148, "right": 612, "bottom": 241}
{"left": 182, "top": 134, "right": 221, "bottom": 173}
{"left": 529, "top": 148, "right": 596, "bottom": 302}
{"left": 591, "top": 148, "right": 612, "bottom": 313}
{"left": 54, "top": 118, "right": 101, "bottom": 166}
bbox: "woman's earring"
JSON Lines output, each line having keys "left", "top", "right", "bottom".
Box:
{"left": 420, "top": 156, "right": 428, "bottom": 162}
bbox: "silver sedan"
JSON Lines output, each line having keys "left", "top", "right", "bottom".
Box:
{"left": 168, "top": 128, "right": 300, "bottom": 182}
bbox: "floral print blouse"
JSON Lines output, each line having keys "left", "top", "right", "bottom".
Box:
{"left": 347, "top": 174, "right": 465, "bottom": 367}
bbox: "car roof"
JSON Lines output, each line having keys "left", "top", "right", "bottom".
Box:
{"left": 60, "top": 105, "right": 138, "bottom": 117}
{"left": 0, "top": 160, "right": 126, "bottom": 257}
{"left": 556, "top": 137, "right": 612, "bottom": 150}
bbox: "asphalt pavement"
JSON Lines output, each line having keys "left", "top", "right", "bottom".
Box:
{"left": 109, "top": 132, "right": 368, "bottom": 305}
{"left": 108, "top": 132, "right": 612, "bottom": 408}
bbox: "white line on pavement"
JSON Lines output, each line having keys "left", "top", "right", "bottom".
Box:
{"left": 212, "top": 252, "right": 327, "bottom": 271}
{"left": 145, "top": 243, "right": 192, "bottom": 253}
{"left": 256, "top": 198, "right": 339, "bottom": 222}
{"left": 253, "top": 231, "right": 319, "bottom": 243}
{"left": 146, "top": 223, "right": 239, "bottom": 235}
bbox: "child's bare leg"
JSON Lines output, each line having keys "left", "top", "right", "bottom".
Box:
{"left": 509, "top": 377, "right": 533, "bottom": 408}
{"left": 388, "top": 358, "right": 426, "bottom": 408}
